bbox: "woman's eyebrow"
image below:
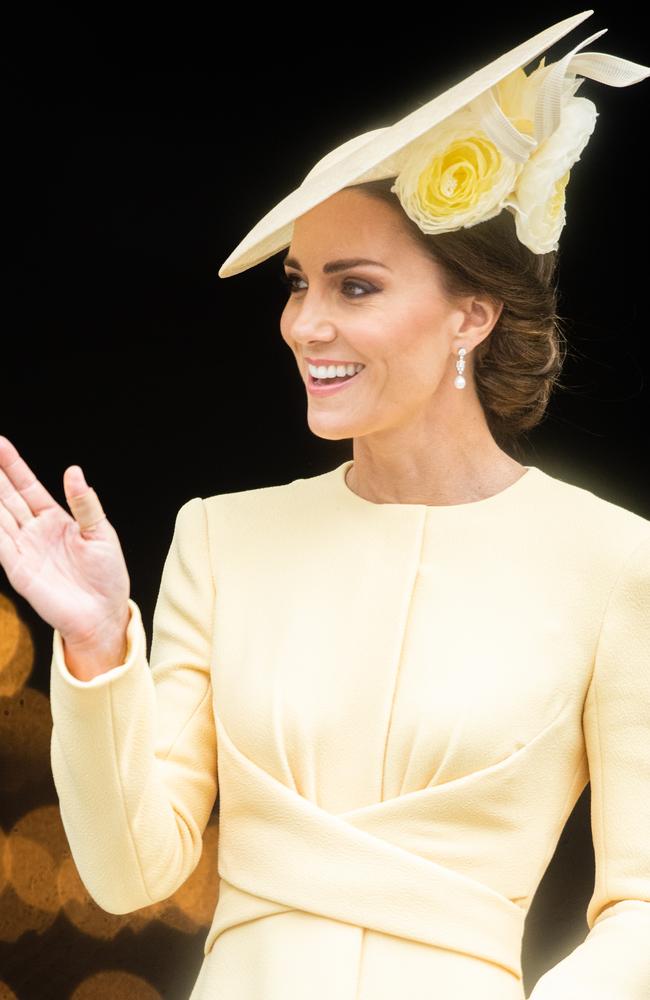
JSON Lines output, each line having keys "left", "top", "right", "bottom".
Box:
{"left": 283, "top": 255, "right": 392, "bottom": 273}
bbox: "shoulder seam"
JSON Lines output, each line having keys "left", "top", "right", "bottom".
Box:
{"left": 200, "top": 496, "right": 217, "bottom": 638}
{"left": 583, "top": 526, "right": 650, "bottom": 919}
{"left": 590, "top": 526, "right": 650, "bottom": 683}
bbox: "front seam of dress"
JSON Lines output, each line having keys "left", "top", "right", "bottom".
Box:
{"left": 349, "top": 506, "right": 436, "bottom": 999}
{"left": 355, "top": 507, "right": 427, "bottom": 1000}
{"left": 379, "top": 507, "right": 428, "bottom": 803}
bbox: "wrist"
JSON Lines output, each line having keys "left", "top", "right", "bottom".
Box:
{"left": 61, "top": 604, "right": 131, "bottom": 680}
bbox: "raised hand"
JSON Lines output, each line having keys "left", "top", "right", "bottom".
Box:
{"left": 0, "top": 435, "right": 130, "bottom": 649}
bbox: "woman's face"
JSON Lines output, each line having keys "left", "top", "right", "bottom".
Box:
{"left": 279, "top": 187, "right": 499, "bottom": 442}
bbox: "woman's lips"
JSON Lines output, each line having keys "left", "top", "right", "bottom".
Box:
{"left": 307, "top": 367, "right": 365, "bottom": 396}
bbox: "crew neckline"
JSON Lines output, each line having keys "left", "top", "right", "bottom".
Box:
{"left": 336, "top": 459, "right": 542, "bottom": 512}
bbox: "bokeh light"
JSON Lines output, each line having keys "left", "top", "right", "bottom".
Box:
{"left": 1, "top": 595, "right": 221, "bottom": 997}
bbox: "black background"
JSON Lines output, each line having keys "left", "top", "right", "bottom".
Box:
{"left": 1, "top": 3, "right": 649, "bottom": 997}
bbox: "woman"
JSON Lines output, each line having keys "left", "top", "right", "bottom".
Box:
{"left": 1, "top": 10, "right": 649, "bottom": 1000}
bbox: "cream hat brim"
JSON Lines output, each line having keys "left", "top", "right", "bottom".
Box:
{"left": 217, "top": 10, "right": 599, "bottom": 279}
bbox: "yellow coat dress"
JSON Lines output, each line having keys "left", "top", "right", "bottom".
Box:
{"left": 49, "top": 459, "right": 650, "bottom": 999}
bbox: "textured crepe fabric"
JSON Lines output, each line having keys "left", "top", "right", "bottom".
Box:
{"left": 50, "top": 460, "right": 650, "bottom": 999}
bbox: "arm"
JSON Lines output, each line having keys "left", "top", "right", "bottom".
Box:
{"left": 49, "top": 496, "right": 218, "bottom": 915}
{"left": 528, "top": 530, "right": 650, "bottom": 998}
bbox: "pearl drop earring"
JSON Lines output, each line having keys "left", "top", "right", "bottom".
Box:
{"left": 454, "top": 347, "right": 466, "bottom": 389}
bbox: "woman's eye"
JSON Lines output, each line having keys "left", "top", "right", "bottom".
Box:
{"left": 279, "top": 274, "right": 305, "bottom": 294}
{"left": 279, "top": 273, "right": 375, "bottom": 298}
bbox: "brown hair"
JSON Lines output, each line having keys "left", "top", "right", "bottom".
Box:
{"left": 352, "top": 177, "right": 571, "bottom": 462}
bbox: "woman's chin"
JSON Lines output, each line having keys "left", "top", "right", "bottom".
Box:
{"left": 306, "top": 413, "right": 361, "bottom": 441}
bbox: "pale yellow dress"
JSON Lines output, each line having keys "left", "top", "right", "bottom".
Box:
{"left": 49, "top": 459, "right": 650, "bottom": 998}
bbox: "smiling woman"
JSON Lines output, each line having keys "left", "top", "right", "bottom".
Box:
{"left": 36, "top": 12, "right": 650, "bottom": 1000}
{"left": 275, "top": 181, "right": 555, "bottom": 496}
{"left": 288, "top": 179, "right": 566, "bottom": 463}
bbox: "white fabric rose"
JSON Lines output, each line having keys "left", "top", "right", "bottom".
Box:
{"left": 509, "top": 95, "right": 599, "bottom": 253}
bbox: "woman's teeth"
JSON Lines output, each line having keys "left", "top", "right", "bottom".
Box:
{"left": 308, "top": 362, "right": 365, "bottom": 386}
{"left": 308, "top": 362, "right": 365, "bottom": 379}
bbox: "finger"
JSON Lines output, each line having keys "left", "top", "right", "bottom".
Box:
{"left": 0, "top": 435, "right": 60, "bottom": 528}
{"left": 66, "top": 479, "right": 108, "bottom": 536}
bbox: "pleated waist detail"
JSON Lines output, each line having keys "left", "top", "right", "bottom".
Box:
{"left": 204, "top": 712, "right": 526, "bottom": 981}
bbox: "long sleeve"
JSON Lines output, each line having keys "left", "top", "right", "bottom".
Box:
{"left": 49, "top": 495, "right": 218, "bottom": 915}
{"left": 528, "top": 530, "right": 650, "bottom": 999}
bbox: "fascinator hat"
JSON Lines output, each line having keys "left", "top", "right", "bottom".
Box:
{"left": 217, "top": 10, "right": 650, "bottom": 279}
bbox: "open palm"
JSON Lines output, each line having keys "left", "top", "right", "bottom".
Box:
{"left": 0, "top": 435, "right": 130, "bottom": 644}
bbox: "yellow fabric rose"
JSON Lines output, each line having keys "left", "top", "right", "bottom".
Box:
{"left": 389, "top": 108, "right": 523, "bottom": 235}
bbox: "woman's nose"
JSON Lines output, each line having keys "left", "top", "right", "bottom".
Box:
{"left": 289, "top": 297, "right": 336, "bottom": 343}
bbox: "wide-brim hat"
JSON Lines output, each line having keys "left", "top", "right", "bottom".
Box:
{"left": 217, "top": 10, "right": 649, "bottom": 278}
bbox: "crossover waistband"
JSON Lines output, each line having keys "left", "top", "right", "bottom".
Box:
{"left": 204, "top": 711, "right": 526, "bottom": 980}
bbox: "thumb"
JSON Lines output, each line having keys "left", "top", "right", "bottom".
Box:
{"left": 64, "top": 465, "right": 107, "bottom": 536}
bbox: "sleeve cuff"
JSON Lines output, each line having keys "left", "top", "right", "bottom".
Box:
{"left": 51, "top": 597, "right": 145, "bottom": 689}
